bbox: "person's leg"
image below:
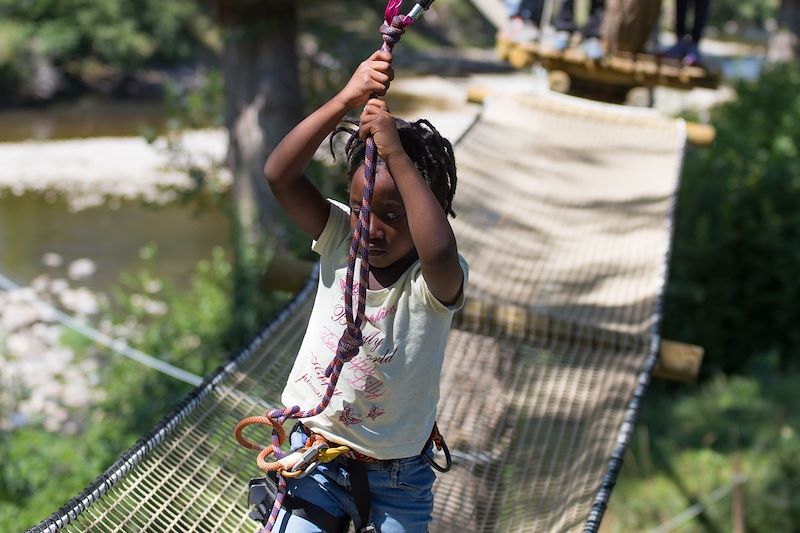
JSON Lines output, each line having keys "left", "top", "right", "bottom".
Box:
{"left": 529, "top": 0, "right": 545, "bottom": 26}
{"left": 691, "top": 0, "right": 710, "bottom": 45}
{"left": 553, "top": 0, "right": 577, "bottom": 33}
{"left": 675, "top": 0, "right": 689, "bottom": 39}
{"left": 504, "top": 0, "right": 524, "bottom": 17}
{"left": 581, "top": 0, "right": 605, "bottom": 39}
{"left": 360, "top": 454, "right": 435, "bottom": 533}
{"left": 680, "top": 0, "right": 709, "bottom": 65}
{"left": 661, "top": 0, "right": 690, "bottom": 58}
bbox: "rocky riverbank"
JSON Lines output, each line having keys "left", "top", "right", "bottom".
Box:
{"left": 0, "top": 129, "right": 230, "bottom": 211}
{"left": 0, "top": 256, "right": 104, "bottom": 434}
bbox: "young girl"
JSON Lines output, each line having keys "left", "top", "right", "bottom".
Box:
{"left": 262, "top": 50, "right": 467, "bottom": 532}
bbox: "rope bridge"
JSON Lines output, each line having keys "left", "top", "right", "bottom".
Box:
{"left": 28, "top": 91, "right": 685, "bottom": 532}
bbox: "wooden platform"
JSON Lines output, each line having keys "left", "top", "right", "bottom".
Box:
{"left": 498, "top": 37, "right": 721, "bottom": 93}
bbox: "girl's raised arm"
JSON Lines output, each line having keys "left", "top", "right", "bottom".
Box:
{"left": 359, "top": 99, "right": 463, "bottom": 305}
{"left": 264, "top": 51, "right": 394, "bottom": 240}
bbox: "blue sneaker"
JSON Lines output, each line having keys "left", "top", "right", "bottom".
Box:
{"left": 581, "top": 37, "right": 604, "bottom": 60}
{"left": 659, "top": 39, "right": 688, "bottom": 60}
{"left": 545, "top": 30, "right": 572, "bottom": 52}
{"left": 682, "top": 44, "right": 702, "bottom": 66}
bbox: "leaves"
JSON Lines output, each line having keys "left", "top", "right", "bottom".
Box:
{"left": 663, "top": 65, "right": 800, "bottom": 375}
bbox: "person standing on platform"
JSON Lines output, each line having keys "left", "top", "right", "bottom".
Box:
{"left": 662, "top": 0, "right": 710, "bottom": 66}
{"left": 504, "top": 0, "right": 546, "bottom": 42}
{"left": 545, "top": 0, "right": 606, "bottom": 59}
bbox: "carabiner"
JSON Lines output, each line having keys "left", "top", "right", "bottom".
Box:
{"left": 284, "top": 442, "right": 329, "bottom": 479}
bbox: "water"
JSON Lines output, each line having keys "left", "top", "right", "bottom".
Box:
{"left": 0, "top": 88, "right": 457, "bottom": 297}
{"left": 0, "top": 92, "right": 454, "bottom": 143}
{"left": 0, "top": 193, "right": 230, "bottom": 293}
{"left": 718, "top": 55, "right": 765, "bottom": 81}
{"left": 0, "top": 97, "right": 168, "bottom": 143}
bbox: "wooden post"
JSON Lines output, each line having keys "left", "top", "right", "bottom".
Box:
{"left": 653, "top": 340, "right": 704, "bottom": 384}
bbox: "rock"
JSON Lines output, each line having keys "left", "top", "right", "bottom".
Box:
{"left": 42, "top": 252, "right": 63, "bottom": 268}
{"left": 49, "top": 278, "right": 69, "bottom": 295}
{"left": 30, "top": 323, "right": 62, "bottom": 345}
{"left": 1, "top": 302, "right": 41, "bottom": 331}
{"left": 67, "top": 258, "right": 96, "bottom": 280}
{"left": 6, "top": 332, "right": 48, "bottom": 358}
{"left": 60, "top": 287, "right": 99, "bottom": 315}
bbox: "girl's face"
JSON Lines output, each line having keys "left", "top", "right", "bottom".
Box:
{"left": 349, "top": 164, "right": 417, "bottom": 270}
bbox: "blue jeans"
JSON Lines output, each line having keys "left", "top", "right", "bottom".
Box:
{"left": 273, "top": 428, "right": 435, "bottom": 532}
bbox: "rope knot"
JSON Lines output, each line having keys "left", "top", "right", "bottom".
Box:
{"left": 379, "top": 19, "right": 407, "bottom": 46}
{"left": 336, "top": 325, "right": 363, "bottom": 362}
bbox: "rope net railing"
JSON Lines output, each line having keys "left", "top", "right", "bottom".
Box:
{"left": 29, "top": 91, "right": 685, "bottom": 533}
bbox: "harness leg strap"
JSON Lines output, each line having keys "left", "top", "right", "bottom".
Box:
{"left": 249, "top": 472, "right": 350, "bottom": 532}
{"left": 345, "top": 459, "right": 376, "bottom": 532}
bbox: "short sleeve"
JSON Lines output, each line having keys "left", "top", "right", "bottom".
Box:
{"left": 312, "top": 199, "right": 351, "bottom": 257}
{"left": 412, "top": 254, "right": 469, "bottom": 313}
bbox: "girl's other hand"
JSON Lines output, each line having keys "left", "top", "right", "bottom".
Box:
{"left": 337, "top": 51, "right": 394, "bottom": 110}
{"left": 359, "top": 98, "right": 403, "bottom": 163}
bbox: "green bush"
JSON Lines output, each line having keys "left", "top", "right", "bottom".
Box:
{"left": 0, "top": 0, "right": 214, "bottom": 99}
{"left": 609, "top": 369, "right": 800, "bottom": 532}
{"left": 663, "top": 64, "right": 800, "bottom": 376}
{"left": 0, "top": 0, "right": 211, "bottom": 68}
{"left": 0, "top": 243, "right": 290, "bottom": 530}
{"left": 707, "top": 0, "right": 778, "bottom": 30}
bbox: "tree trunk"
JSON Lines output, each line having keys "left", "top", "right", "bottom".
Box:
{"left": 209, "top": 0, "right": 304, "bottom": 340}
{"left": 602, "top": 0, "right": 662, "bottom": 54}
{"left": 216, "top": 0, "right": 303, "bottom": 244}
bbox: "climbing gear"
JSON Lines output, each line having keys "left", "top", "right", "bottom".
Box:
{"left": 422, "top": 422, "right": 452, "bottom": 473}
{"left": 283, "top": 440, "right": 351, "bottom": 479}
{"left": 247, "top": 424, "right": 376, "bottom": 532}
{"left": 235, "top": 2, "right": 441, "bottom": 532}
{"left": 248, "top": 473, "right": 350, "bottom": 532}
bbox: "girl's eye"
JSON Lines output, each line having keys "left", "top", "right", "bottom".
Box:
{"left": 385, "top": 212, "right": 399, "bottom": 221}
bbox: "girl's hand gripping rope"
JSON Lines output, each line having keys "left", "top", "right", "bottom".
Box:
{"left": 336, "top": 51, "right": 394, "bottom": 110}
{"left": 359, "top": 98, "right": 404, "bottom": 164}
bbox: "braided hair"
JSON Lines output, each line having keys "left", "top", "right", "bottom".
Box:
{"left": 330, "top": 117, "right": 458, "bottom": 218}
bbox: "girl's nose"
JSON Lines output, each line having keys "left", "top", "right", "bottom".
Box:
{"left": 369, "top": 214, "right": 385, "bottom": 240}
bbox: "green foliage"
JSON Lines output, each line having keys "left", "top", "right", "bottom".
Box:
{"left": 708, "top": 0, "right": 778, "bottom": 29}
{"left": 0, "top": 0, "right": 214, "bottom": 100}
{"left": 163, "top": 70, "right": 225, "bottom": 130}
{"left": 0, "top": 0, "right": 211, "bottom": 68}
{"left": 0, "top": 244, "right": 290, "bottom": 530}
{"left": 662, "top": 64, "right": 800, "bottom": 376}
{"left": 609, "top": 368, "right": 800, "bottom": 532}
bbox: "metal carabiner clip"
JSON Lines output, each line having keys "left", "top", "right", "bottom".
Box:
{"left": 285, "top": 442, "right": 330, "bottom": 479}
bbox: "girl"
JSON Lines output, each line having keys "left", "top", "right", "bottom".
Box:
{"left": 262, "top": 50, "right": 468, "bottom": 532}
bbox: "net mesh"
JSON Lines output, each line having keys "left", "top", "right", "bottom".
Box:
{"left": 29, "top": 92, "right": 685, "bottom": 533}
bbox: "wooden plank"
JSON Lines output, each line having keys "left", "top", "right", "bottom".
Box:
{"left": 498, "top": 37, "right": 721, "bottom": 91}
{"left": 653, "top": 340, "right": 704, "bottom": 383}
{"left": 685, "top": 121, "right": 716, "bottom": 147}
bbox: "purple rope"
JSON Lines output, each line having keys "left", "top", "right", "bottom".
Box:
{"left": 259, "top": 7, "right": 415, "bottom": 532}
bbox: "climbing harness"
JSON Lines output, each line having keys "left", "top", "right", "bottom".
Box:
{"left": 235, "top": 1, "right": 445, "bottom": 532}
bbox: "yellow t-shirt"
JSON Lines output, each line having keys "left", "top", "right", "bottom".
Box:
{"left": 281, "top": 200, "right": 468, "bottom": 459}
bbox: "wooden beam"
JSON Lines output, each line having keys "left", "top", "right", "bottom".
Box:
{"left": 685, "top": 121, "right": 716, "bottom": 147}
{"left": 497, "top": 37, "right": 721, "bottom": 91}
{"left": 653, "top": 340, "right": 704, "bottom": 384}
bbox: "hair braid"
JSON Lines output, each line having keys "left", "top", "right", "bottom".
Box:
{"left": 329, "top": 116, "right": 458, "bottom": 218}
